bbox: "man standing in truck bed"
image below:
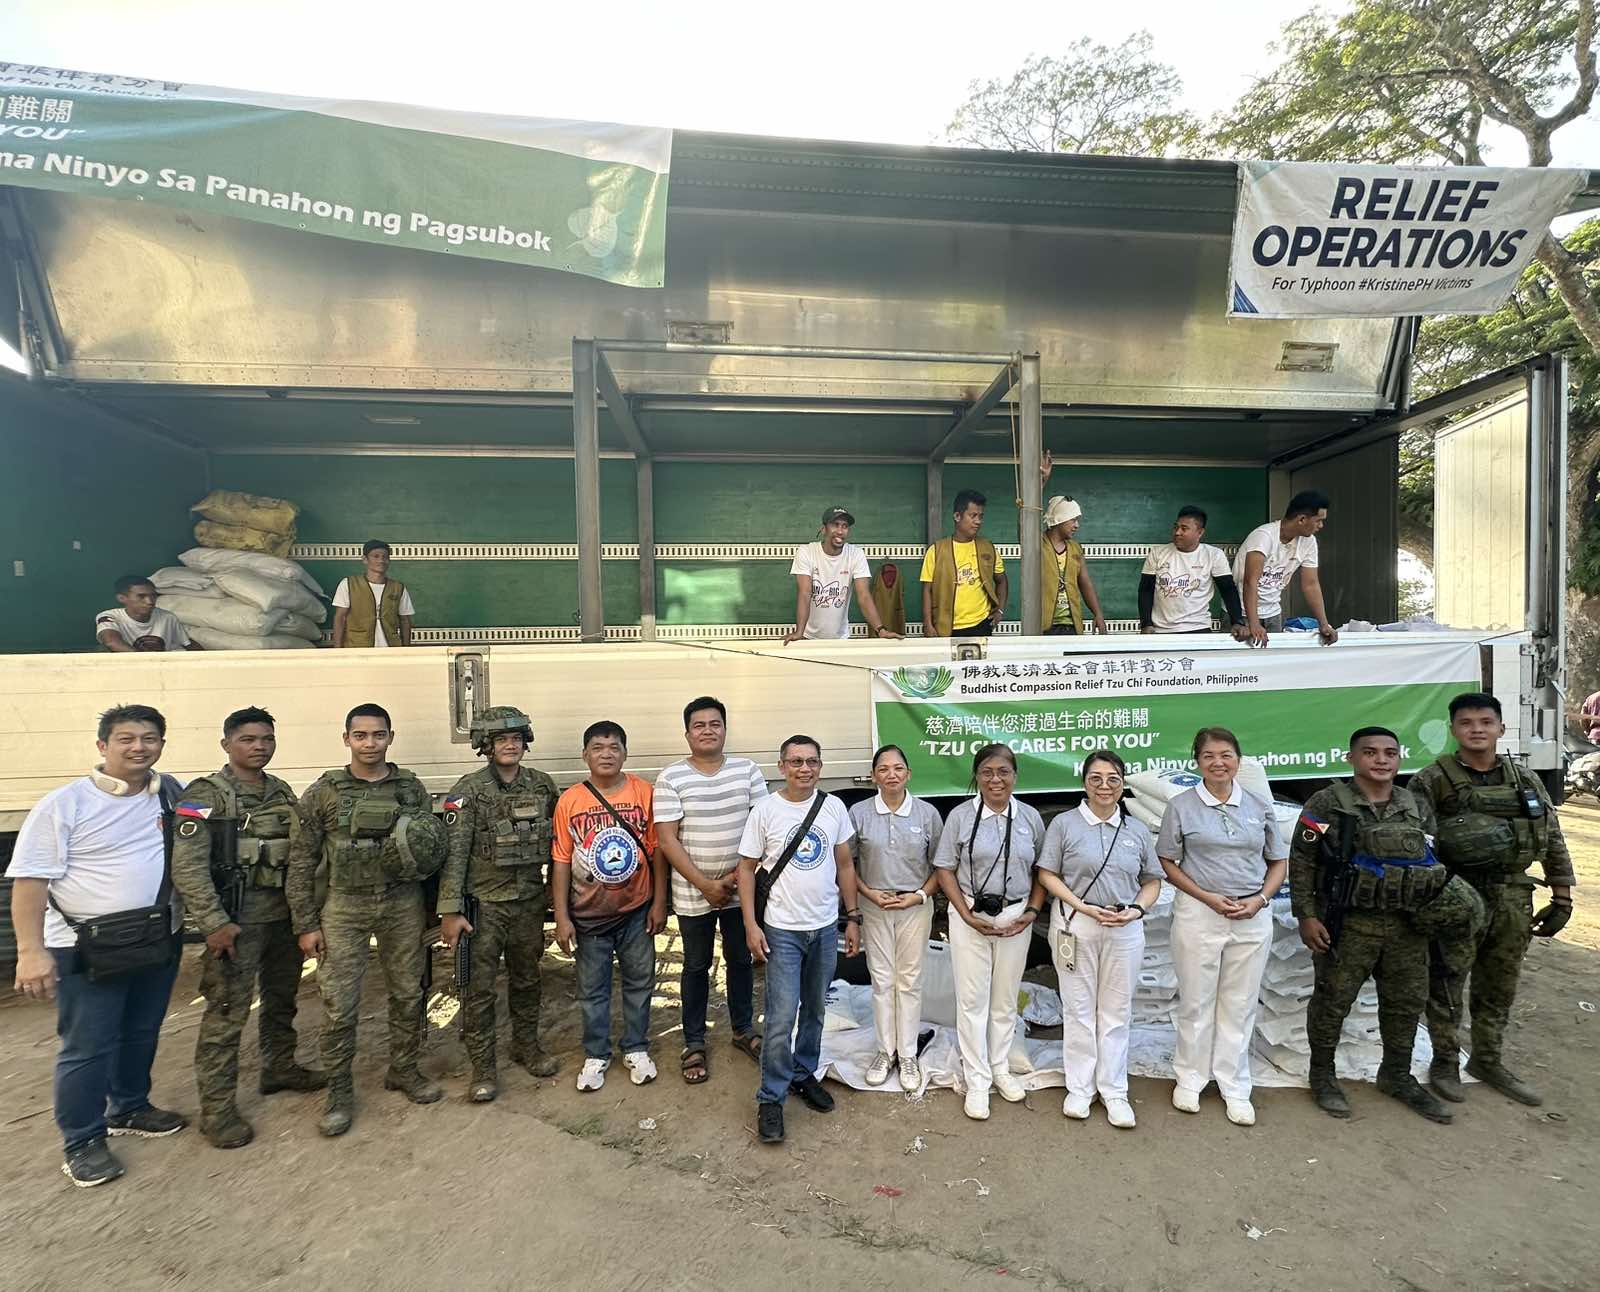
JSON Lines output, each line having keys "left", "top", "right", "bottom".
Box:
{"left": 921, "top": 489, "right": 1007, "bottom": 638}
{"left": 331, "top": 540, "right": 414, "bottom": 647}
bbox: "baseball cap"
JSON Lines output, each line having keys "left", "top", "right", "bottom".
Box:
{"left": 821, "top": 506, "right": 856, "bottom": 526}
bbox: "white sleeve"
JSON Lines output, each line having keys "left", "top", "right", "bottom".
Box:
{"left": 1208, "top": 546, "right": 1230, "bottom": 576}
{"left": 789, "top": 546, "right": 813, "bottom": 578}
{"left": 330, "top": 579, "right": 351, "bottom": 609}
{"left": 399, "top": 589, "right": 416, "bottom": 615}
{"left": 9, "top": 794, "right": 71, "bottom": 881}
{"left": 652, "top": 771, "right": 684, "bottom": 824}
{"left": 1140, "top": 548, "right": 1160, "bottom": 576}
{"left": 169, "top": 615, "right": 191, "bottom": 648}
{"left": 93, "top": 610, "right": 124, "bottom": 642}
{"left": 848, "top": 547, "right": 871, "bottom": 581}
{"left": 737, "top": 801, "right": 767, "bottom": 860}
{"left": 1299, "top": 536, "right": 1319, "bottom": 569}
{"left": 830, "top": 798, "right": 856, "bottom": 844}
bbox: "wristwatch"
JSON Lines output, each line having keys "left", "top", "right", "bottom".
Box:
{"left": 1129, "top": 902, "right": 1146, "bottom": 919}
{"left": 1023, "top": 904, "right": 1042, "bottom": 918}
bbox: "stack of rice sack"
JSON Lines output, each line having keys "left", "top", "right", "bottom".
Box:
{"left": 190, "top": 490, "right": 299, "bottom": 558}
{"left": 149, "top": 548, "right": 327, "bottom": 650}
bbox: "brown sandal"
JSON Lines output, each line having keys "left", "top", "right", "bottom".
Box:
{"left": 731, "top": 1031, "right": 762, "bottom": 1064}
{"left": 682, "top": 1048, "right": 709, "bottom": 1084}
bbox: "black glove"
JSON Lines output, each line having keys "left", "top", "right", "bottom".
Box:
{"left": 1530, "top": 900, "right": 1573, "bottom": 938}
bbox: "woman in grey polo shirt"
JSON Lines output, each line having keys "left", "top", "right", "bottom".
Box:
{"left": 850, "top": 745, "right": 943, "bottom": 1093}
{"left": 933, "top": 743, "right": 1047, "bottom": 1122}
{"left": 1156, "top": 727, "right": 1288, "bottom": 1127}
{"left": 1037, "top": 750, "right": 1162, "bottom": 1129}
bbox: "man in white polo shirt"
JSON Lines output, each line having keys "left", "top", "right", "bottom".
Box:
{"left": 1138, "top": 506, "right": 1245, "bottom": 635}
{"left": 10, "top": 704, "right": 189, "bottom": 1188}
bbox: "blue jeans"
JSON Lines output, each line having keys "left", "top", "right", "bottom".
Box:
{"left": 758, "top": 922, "right": 837, "bottom": 1106}
{"left": 678, "top": 906, "right": 754, "bottom": 1051}
{"left": 575, "top": 904, "right": 656, "bottom": 1060}
{"left": 51, "top": 947, "right": 180, "bottom": 1152}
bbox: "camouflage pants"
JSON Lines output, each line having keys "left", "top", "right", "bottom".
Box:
{"left": 193, "top": 919, "right": 307, "bottom": 1121}
{"left": 1306, "top": 909, "right": 1428, "bottom": 1053}
{"left": 1425, "top": 880, "right": 1535, "bottom": 1063}
{"left": 316, "top": 884, "right": 425, "bottom": 1081}
{"left": 460, "top": 893, "right": 549, "bottom": 1072}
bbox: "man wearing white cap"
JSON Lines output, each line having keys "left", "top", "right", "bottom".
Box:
{"left": 1041, "top": 496, "right": 1107, "bottom": 635}
{"left": 784, "top": 507, "right": 901, "bottom": 644}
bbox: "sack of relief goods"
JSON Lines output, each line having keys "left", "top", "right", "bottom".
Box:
{"left": 178, "top": 547, "right": 324, "bottom": 597}
{"left": 275, "top": 612, "right": 324, "bottom": 642}
{"left": 186, "top": 626, "right": 317, "bottom": 651}
{"left": 213, "top": 569, "right": 327, "bottom": 623}
{"left": 158, "top": 593, "right": 292, "bottom": 638}
{"left": 190, "top": 489, "right": 300, "bottom": 535}
{"left": 193, "top": 519, "right": 296, "bottom": 558}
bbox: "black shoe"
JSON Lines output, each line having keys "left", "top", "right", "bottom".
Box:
{"left": 1377, "top": 1070, "right": 1453, "bottom": 1124}
{"left": 106, "top": 1105, "right": 188, "bottom": 1138}
{"left": 757, "top": 1102, "right": 785, "bottom": 1143}
{"left": 201, "top": 1112, "right": 256, "bottom": 1150}
{"left": 62, "top": 1139, "right": 125, "bottom": 1188}
{"left": 1429, "top": 1060, "right": 1465, "bottom": 1103}
{"left": 790, "top": 1076, "right": 834, "bottom": 1113}
{"left": 1465, "top": 1056, "right": 1543, "bottom": 1106}
{"left": 260, "top": 1065, "right": 329, "bottom": 1095}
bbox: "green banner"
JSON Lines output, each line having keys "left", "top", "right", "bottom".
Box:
{"left": 871, "top": 640, "right": 1483, "bottom": 795}
{"left": 0, "top": 63, "right": 670, "bottom": 286}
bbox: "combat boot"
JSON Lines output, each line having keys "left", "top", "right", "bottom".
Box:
{"left": 1307, "top": 1046, "right": 1350, "bottom": 1119}
{"left": 383, "top": 1066, "right": 444, "bottom": 1104}
{"left": 319, "top": 1077, "right": 354, "bottom": 1138}
{"left": 1377, "top": 1048, "right": 1452, "bottom": 1124}
{"left": 260, "top": 1063, "right": 329, "bottom": 1095}
{"left": 469, "top": 1068, "right": 499, "bottom": 1103}
{"left": 512, "top": 1043, "right": 560, "bottom": 1079}
{"left": 1428, "top": 1058, "right": 1465, "bottom": 1103}
{"left": 201, "top": 1109, "right": 255, "bottom": 1150}
{"left": 1465, "top": 1055, "right": 1543, "bottom": 1106}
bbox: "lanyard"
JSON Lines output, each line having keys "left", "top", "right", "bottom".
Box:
{"left": 1063, "top": 812, "right": 1123, "bottom": 927}
{"left": 966, "top": 802, "right": 1013, "bottom": 897}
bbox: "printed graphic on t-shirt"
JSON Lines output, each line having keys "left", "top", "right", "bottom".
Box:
{"left": 783, "top": 822, "right": 830, "bottom": 871}
{"left": 954, "top": 563, "right": 979, "bottom": 588}
{"left": 565, "top": 804, "right": 647, "bottom": 886}
{"left": 810, "top": 577, "right": 849, "bottom": 611}
{"left": 1156, "top": 569, "right": 1201, "bottom": 598}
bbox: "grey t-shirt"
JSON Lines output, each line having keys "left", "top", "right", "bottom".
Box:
{"left": 932, "top": 797, "right": 1045, "bottom": 904}
{"left": 1037, "top": 803, "right": 1162, "bottom": 908}
{"left": 849, "top": 794, "right": 943, "bottom": 892}
{"left": 1156, "top": 784, "right": 1286, "bottom": 897}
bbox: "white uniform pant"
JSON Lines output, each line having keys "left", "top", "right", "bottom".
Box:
{"left": 1170, "top": 892, "right": 1273, "bottom": 1101}
{"left": 1052, "top": 912, "right": 1144, "bottom": 1101}
{"left": 862, "top": 900, "right": 935, "bottom": 1059}
{"left": 947, "top": 899, "right": 1031, "bottom": 1093}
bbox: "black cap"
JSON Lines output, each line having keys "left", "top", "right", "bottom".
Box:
{"left": 821, "top": 506, "right": 855, "bottom": 526}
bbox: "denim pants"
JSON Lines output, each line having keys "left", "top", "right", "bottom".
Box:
{"left": 758, "top": 922, "right": 837, "bottom": 1106}
{"left": 51, "top": 947, "right": 180, "bottom": 1152}
{"left": 677, "top": 906, "right": 754, "bottom": 1052}
{"left": 575, "top": 904, "right": 656, "bottom": 1059}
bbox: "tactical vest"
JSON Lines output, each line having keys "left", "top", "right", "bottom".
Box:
{"left": 927, "top": 537, "right": 1000, "bottom": 636}
{"left": 343, "top": 576, "right": 405, "bottom": 648}
{"left": 471, "top": 777, "right": 554, "bottom": 870}
{"left": 1040, "top": 536, "right": 1084, "bottom": 631}
{"left": 1430, "top": 756, "right": 1549, "bottom": 879}
{"left": 192, "top": 772, "right": 297, "bottom": 890}
{"left": 1326, "top": 782, "right": 1446, "bottom": 912}
{"left": 324, "top": 771, "right": 437, "bottom": 890}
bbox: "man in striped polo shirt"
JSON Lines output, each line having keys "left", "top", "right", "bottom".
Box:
{"left": 654, "top": 697, "right": 769, "bottom": 1084}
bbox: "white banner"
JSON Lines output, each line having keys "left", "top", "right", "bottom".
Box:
{"left": 1229, "top": 161, "right": 1588, "bottom": 318}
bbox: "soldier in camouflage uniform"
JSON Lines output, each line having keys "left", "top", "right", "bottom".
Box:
{"left": 439, "top": 706, "right": 561, "bottom": 1102}
{"left": 171, "top": 707, "right": 326, "bottom": 1149}
{"left": 287, "top": 703, "right": 448, "bottom": 1136}
{"left": 1290, "top": 726, "right": 1451, "bottom": 1123}
{"left": 1409, "top": 692, "right": 1576, "bottom": 1107}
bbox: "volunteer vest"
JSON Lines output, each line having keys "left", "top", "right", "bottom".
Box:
{"left": 189, "top": 771, "right": 298, "bottom": 890}
{"left": 1431, "top": 755, "right": 1549, "bottom": 878}
{"left": 343, "top": 576, "right": 406, "bottom": 648}
{"left": 1040, "top": 535, "right": 1084, "bottom": 631}
{"left": 319, "top": 768, "right": 434, "bottom": 890}
{"left": 1325, "top": 781, "right": 1444, "bottom": 911}
{"left": 927, "top": 537, "right": 1000, "bottom": 637}
{"left": 869, "top": 563, "right": 907, "bottom": 635}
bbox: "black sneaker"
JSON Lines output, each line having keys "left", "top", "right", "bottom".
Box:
{"left": 757, "top": 1102, "right": 785, "bottom": 1143}
{"left": 62, "top": 1139, "right": 125, "bottom": 1188}
{"left": 790, "top": 1076, "right": 835, "bottom": 1113}
{"left": 106, "top": 1105, "right": 188, "bottom": 1138}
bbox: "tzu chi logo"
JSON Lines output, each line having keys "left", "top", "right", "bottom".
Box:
{"left": 590, "top": 825, "right": 641, "bottom": 884}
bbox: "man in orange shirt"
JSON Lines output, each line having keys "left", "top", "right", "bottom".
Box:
{"left": 552, "top": 721, "right": 667, "bottom": 1093}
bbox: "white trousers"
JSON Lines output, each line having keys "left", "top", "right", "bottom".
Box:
{"left": 1052, "top": 912, "right": 1144, "bottom": 1101}
{"left": 1170, "top": 892, "right": 1273, "bottom": 1100}
{"left": 947, "top": 899, "right": 1031, "bottom": 1092}
{"left": 862, "top": 900, "right": 935, "bottom": 1059}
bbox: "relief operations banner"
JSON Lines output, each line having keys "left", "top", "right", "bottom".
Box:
{"left": 1228, "top": 161, "right": 1587, "bottom": 318}
{"left": 0, "top": 63, "right": 671, "bottom": 286}
{"left": 871, "top": 640, "right": 1482, "bottom": 795}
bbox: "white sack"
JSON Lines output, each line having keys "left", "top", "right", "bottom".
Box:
{"left": 149, "top": 566, "right": 220, "bottom": 594}
{"left": 214, "top": 568, "right": 327, "bottom": 622}
{"left": 178, "top": 546, "right": 324, "bottom": 597}
{"left": 160, "top": 592, "right": 290, "bottom": 638}
{"left": 187, "top": 626, "right": 317, "bottom": 651}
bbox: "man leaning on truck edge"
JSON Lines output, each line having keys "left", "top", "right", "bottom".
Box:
{"left": 1232, "top": 491, "right": 1337, "bottom": 646}
{"left": 784, "top": 506, "right": 901, "bottom": 643}
{"left": 10, "top": 703, "right": 189, "bottom": 1188}
{"left": 331, "top": 540, "right": 414, "bottom": 648}
{"left": 922, "top": 488, "right": 1007, "bottom": 638}
{"left": 96, "top": 574, "right": 196, "bottom": 652}
{"left": 1139, "top": 506, "right": 1244, "bottom": 635}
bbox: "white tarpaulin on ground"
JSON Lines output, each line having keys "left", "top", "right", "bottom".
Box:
{"left": 1228, "top": 161, "right": 1588, "bottom": 318}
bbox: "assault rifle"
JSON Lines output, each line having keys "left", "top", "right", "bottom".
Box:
{"left": 1317, "top": 812, "right": 1358, "bottom": 962}
{"left": 210, "top": 821, "right": 247, "bottom": 924}
{"left": 454, "top": 890, "right": 479, "bottom": 994}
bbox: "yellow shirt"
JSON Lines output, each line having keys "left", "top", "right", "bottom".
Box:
{"left": 1050, "top": 544, "right": 1074, "bottom": 626}
{"left": 920, "top": 541, "right": 1005, "bottom": 630}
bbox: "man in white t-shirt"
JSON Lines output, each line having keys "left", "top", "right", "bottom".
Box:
{"left": 1232, "top": 490, "right": 1338, "bottom": 645}
{"left": 95, "top": 575, "right": 194, "bottom": 652}
{"left": 738, "top": 735, "right": 860, "bottom": 1144}
{"left": 331, "top": 540, "right": 415, "bottom": 647}
{"left": 10, "top": 703, "right": 189, "bottom": 1187}
{"left": 1138, "top": 506, "right": 1245, "bottom": 634}
{"left": 783, "top": 507, "right": 901, "bottom": 643}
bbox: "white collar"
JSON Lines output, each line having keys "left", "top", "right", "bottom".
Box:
{"left": 1196, "top": 782, "right": 1243, "bottom": 808}
{"left": 874, "top": 793, "right": 913, "bottom": 817}
{"left": 89, "top": 766, "right": 160, "bottom": 797}
{"left": 1076, "top": 801, "right": 1123, "bottom": 827}
{"left": 974, "top": 796, "right": 1012, "bottom": 821}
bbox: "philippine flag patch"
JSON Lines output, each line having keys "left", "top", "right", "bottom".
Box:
{"left": 1298, "top": 812, "right": 1326, "bottom": 846}
{"left": 175, "top": 802, "right": 214, "bottom": 819}
{"left": 442, "top": 796, "right": 465, "bottom": 812}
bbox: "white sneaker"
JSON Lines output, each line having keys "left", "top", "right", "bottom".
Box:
{"left": 1104, "top": 1097, "right": 1137, "bottom": 1129}
{"left": 898, "top": 1056, "right": 920, "bottom": 1093}
{"left": 993, "top": 1071, "right": 1026, "bottom": 1103}
{"left": 865, "top": 1052, "right": 892, "bottom": 1087}
{"left": 963, "top": 1087, "right": 991, "bottom": 1120}
{"left": 1062, "top": 1092, "right": 1092, "bottom": 1120}
{"left": 623, "top": 1051, "right": 657, "bottom": 1086}
{"left": 1225, "top": 1098, "right": 1256, "bottom": 1126}
{"left": 1172, "top": 1086, "right": 1200, "bottom": 1113}
{"left": 577, "top": 1057, "right": 609, "bottom": 1092}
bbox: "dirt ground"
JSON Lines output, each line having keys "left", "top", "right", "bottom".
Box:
{"left": 4, "top": 812, "right": 1600, "bottom": 1292}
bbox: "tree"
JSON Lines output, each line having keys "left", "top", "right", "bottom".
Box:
{"left": 944, "top": 33, "right": 1203, "bottom": 157}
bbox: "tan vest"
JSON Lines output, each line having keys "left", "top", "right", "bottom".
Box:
{"left": 869, "top": 563, "right": 907, "bottom": 635}
{"left": 343, "top": 576, "right": 405, "bottom": 648}
{"left": 927, "top": 537, "right": 1000, "bottom": 637}
{"left": 1041, "top": 535, "right": 1084, "bottom": 631}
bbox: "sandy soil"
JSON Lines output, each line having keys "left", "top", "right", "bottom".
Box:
{"left": 4, "top": 807, "right": 1599, "bottom": 1292}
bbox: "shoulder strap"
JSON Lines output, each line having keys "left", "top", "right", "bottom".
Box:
{"left": 583, "top": 780, "right": 651, "bottom": 859}
{"left": 765, "top": 792, "right": 829, "bottom": 893}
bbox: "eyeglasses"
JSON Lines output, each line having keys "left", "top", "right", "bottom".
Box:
{"left": 784, "top": 758, "right": 822, "bottom": 768}
{"left": 1084, "top": 775, "right": 1124, "bottom": 787}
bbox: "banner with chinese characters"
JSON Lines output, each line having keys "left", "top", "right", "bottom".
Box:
{"left": 870, "top": 640, "right": 1482, "bottom": 795}
{"left": 0, "top": 63, "right": 671, "bottom": 286}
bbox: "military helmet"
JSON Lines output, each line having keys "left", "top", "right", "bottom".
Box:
{"left": 1408, "top": 872, "right": 1489, "bottom": 940}
{"left": 383, "top": 811, "right": 449, "bottom": 882}
{"left": 471, "top": 705, "right": 533, "bottom": 754}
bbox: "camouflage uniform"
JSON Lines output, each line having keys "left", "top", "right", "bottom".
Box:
{"left": 171, "top": 767, "right": 319, "bottom": 1137}
{"left": 286, "top": 765, "right": 436, "bottom": 1095}
{"left": 1408, "top": 756, "right": 1575, "bottom": 1068}
{"left": 438, "top": 763, "right": 558, "bottom": 1080}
